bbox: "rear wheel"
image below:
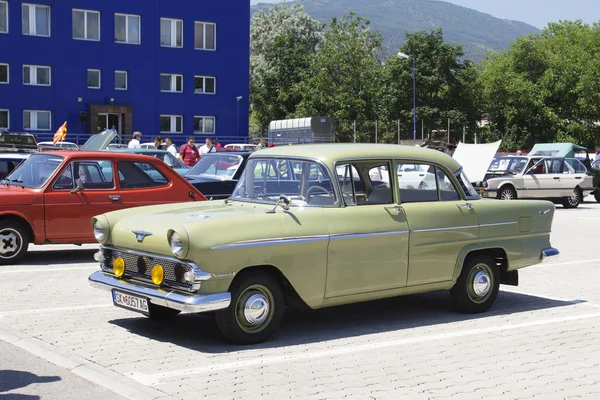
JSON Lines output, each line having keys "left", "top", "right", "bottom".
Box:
{"left": 215, "top": 271, "right": 284, "bottom": 345}
{"left": 562, "top": 188, "right": 582, "bottom": 208}
{"left": 451, "top": 254, "right": 500, "bottom": 313}
{"left": 497, "top": 186, "right": 516, "bottom": 200}
{"left": 0, "top": 221, "right": 29, "bottom": 265}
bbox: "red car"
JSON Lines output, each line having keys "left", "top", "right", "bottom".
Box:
{"left": 0, "top": 150, "right": 206, "bottom": 264}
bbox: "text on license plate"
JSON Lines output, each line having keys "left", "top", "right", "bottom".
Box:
{"left": 113, "top": 290, "right": 149, "bottom": 313}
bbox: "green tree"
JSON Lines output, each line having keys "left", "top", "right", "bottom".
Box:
{"left": 250, "top": 1, "right": 323, "bottom": 135}
{"left": 479, "top": 21, "right": 600, "bottom": 148}
{"left": 380, "top": 28, "right": 482, "bottom": 142}
{"left": 295, "top": 13, "right": 384, "bottom": 142}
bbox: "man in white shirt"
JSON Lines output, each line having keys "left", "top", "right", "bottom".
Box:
{"left": 165, "top": 137, "right": 178, "bottom": 157}
{"left": 198, "top": 137, "right": 216, "bottom": 157}
{"left": 128, "top": 131, "right": 142, "bottom": 149}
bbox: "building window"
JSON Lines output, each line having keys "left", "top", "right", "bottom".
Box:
{"left": 194, "top": 76, "right": 216, "bottom": 94}
{"left": 115, "top": 13, "right": 140, "bottom": 44}
{"left": 160, "top": 115, "right": 182, "bottom": 133}
{"left": 160, "top": 18, "right": 182, "bottom": 48}
{"left": 23, "top": 65, "right": 51, "bottom": 86}
{"left": 0, "top": 109, "right": 8, "bottom": 129}
{"left": 194, "top": 22, "right": 215, "bottom": 50}
{"left": 87, "top": 69, "right": 100, "bottom": 89}
{"left": 194, "top": 116, "right": 215, "bottom": 133}
{"left": 23, "top": 110, "right": 51, "bottom": 130}
{"left": 115, "top": 70, "right": 127, "bottom": 90}
{"left": 160, "top": 73, "right": 183, "bottom": 93}
{"left": 0, "top": 1, "right": 8, "bottom": 34}
{"left": 0, "top": 63, "right": 8, "bottom": 84}
{"left": 73, "top": 9, "right": 100, "bottom": 41}
{"left": 22, "top": 4, "right": 50, "bottom": 37}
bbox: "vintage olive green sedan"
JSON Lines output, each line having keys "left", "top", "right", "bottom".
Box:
{"left": 89, "top": 144, "right": 559, "bottom": 344}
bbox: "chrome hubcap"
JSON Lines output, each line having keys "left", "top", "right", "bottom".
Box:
{"left": 472, "top": 271, "right": 491, "bottom": 297}
{"left": 0, "top": 229, "right": 22, "bottom": 258}
{"left": 569, "top": 191, "right": 579, "bottom": 205}
{"left": 501, "top": 190, "right": 513, "bottom": 200}
{"left": 243, "top": 294, "right": 269, "bottom": 325}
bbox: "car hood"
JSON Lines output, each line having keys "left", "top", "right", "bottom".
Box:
{"left": 452, "top": 140, "right": 502, "bottom": 182}
{"left": 81, "top": 130, "right": 118, "bottom": 150}
{"left": 0, "top": 186, "right": 35, "bottom": 205}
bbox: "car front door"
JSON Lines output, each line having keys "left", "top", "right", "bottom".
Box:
{"left": 44, "top": 160, "right": 123, "bottom": 242}
{"left": 398, "top": 162, "right": 479, "bottom": 286}
{"left": 324, "top": 161, "right": 409, "bottom": 298}
{"left": 562, "top": 158, "right": 587, "bottom": 196}
{"left": 522, "top": 158, "right": 550, "bottom": 198}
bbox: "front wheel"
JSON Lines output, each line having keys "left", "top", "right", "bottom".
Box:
{"left": 562, "top": 188, "right": 582, "bottom": 208}
{"left": 0, "top": 221, "right": 30, "bottom": 265}
{"left": 451, "top": 254, "right": 500, "bottom": 314}
{"left": 215, "top": 271, "right": 284, "bottom": 344}
{"left": 497, "top": 186, "right": 516, "bottom": 200}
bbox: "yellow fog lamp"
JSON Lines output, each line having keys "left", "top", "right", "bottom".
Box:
{"left": 151, "top": 265, "right": 164, "bottom": 285}
{"left": 113, "top": 257, "right": 125, "bottom": 277}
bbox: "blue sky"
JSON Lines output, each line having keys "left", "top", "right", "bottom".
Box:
{"left": 249, "top": 0, "right": 600, "bottom": 29}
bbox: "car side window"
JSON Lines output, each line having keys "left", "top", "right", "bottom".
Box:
{"left": 53, "top": 161, "right": 114, "bottom": 190}
{"left": 437, "top": 169, "right": 460, "bottom": 201}
{"left": 396, "top": 162, "right": 438, "bottom": 203}
{"left": 337, "top": 161, "right": 393, "bottom": 206}
{"left": 117, "top": 161, "right": 168, "bottom": 189}
{"left": 545, "top": 159, "right": 562, "bottom": 174}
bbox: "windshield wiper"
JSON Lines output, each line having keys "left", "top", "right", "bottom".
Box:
{"left": 10, "top": 179, "right": 25, "bottom": 188}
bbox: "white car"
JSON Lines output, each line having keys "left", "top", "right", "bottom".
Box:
{"left": 38, "top": 141, "right": 79, "bottom": 150}
{"left": 224, "top": 143, "right": 259, "bottom": 151}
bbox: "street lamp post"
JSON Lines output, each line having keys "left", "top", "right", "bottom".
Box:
{"left": 235, "top": 96, "right": 242, "bottom": 138}
{"left": 397, "top": 52, "right": 417, "bottom": 141}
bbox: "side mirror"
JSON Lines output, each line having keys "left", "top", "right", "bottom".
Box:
{"left": 266, "top": 195, "right": 291, "bottom": 213}
{"left": 71, "top": 178, "right": 84, "bottom": 194}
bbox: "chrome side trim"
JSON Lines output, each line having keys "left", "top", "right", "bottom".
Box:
{"left": 212, "top": 235, "right": 329, "bottom": 250}
{"left": 330, "top": 230, "right": 409, "bottom": 240}
{"left": 541, "top": 247, "right": 559, "bottom": 263}
{"left": 479, "top": 222, "right": 518, "bottom": 227}
{"left": 100, "top": 245, "right": 212, "bottom": 281}
{"left": 412, "top": 225, "right": 478, "bottom": 233}
{"left": 88, "top": 271, "right": 230, "bottom": 313}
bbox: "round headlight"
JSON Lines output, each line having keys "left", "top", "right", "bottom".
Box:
{"left": 93, "top": 220, "right": 104, "bottom": 242}
{"left": 482, "top": 180, "right": 488, "bottom": 188}
{"left": 169, "top": 232, "right": 184, "bottom": 257}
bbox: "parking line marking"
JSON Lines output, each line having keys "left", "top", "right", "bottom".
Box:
{"left": 137, "top": 311, "right": 600, "bottom": 384}
{"left": 0, "top": 304, "right": 112, "bottom": 319}
{"left": 0, "top": 266, "right": 98, "bottom": 274}
{"left": 529, "top": 258, "right": 600, "bottom": 269}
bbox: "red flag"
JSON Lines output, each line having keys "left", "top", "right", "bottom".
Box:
{"left": 53, "top": 121, "right": 67, "bottom": 145}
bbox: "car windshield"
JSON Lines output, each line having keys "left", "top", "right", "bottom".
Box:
{"left": 231, "top": 157, "right": 336, "bottom": 207}
{"left": 145, "top": 151, "right": 187, "bottom": 169}
{"left": 3, "top": 153, "right": 64, "bottom": 188}
{"left": 188, "top": 154, "right": 243, "bottom": 180}
{"left": 488, "top": 157, "right": 528, "bottom": 173}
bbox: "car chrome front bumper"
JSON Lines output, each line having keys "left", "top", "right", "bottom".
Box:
{"left": 541, "top": 248, "right": 560, "bottom": 263}
{"left": 89, "top": 271, "right": 231, "bottom": 313}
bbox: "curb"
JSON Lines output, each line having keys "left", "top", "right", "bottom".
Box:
{"left": 0, "top": 322, "right": 172, "bottom": 400}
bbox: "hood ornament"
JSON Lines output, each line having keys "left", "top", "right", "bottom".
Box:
{"left": 132, "top": 230, "right": 153, "bottom": 243}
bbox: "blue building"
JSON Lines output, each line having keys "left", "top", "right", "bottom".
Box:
{"left": 0, "top": 0, "right": 249, "bottom": 145}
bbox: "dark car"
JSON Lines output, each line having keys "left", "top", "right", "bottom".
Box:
{"left": 185, "top": 152, "right": 251, "bottom": 199}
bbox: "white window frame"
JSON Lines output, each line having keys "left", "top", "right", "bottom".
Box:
{"left": 87, "top": 69, "right": 101, "bottom": 89}
{"left": 194, "top": 21, "right": 216, "bottom": 50}
{"left": 194, "top": 116, "right": 216, "bottom": 134}
{"left": 22, "top": 3, "right": 51, "bottom": 37}
{"left": 0, "top": 0, "right": 8, "bottom": 34}
{"left": 23, "top": 110, "right": 51, "bottom": 130}
{"left": 115, "top": 70, "right": 127, "bottom": 90}
{"left": 160, "top": 18, "right": 182, "bottom": 48}
{"left": 194, "top": 75, "right": 216, "bottom": 94}
{"left": 72, "top": 9, "right": 100, "bottom": 41}
{"left": 0, "top": 63, "right": 8, "bottom": 84}
{"left": 160, "top": 115, "right": 183, "bottom": 133}
{"left": 23, "top": 65, "right": 51, "bottom": 86}
{"left": 0, "top": 109, "right": 9, "bottom": 129}
{"left": 160, "top": 73, "right": 183, "bottom": 93}
{"left": 114, "top": 13, "right": 140, "bottom": 45}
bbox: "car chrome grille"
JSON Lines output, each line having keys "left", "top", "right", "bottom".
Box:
{"left": 102, "top": 248, "right": 193, "bottom": 289}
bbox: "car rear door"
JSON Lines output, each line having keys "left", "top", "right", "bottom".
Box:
{"left": 562, "top": 158, "right": 588, "bottom": 196}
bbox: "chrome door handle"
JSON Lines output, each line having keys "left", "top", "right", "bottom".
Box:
{"left": 109, "top": 195, "right": 121, "bottom": 201}
{"left": 553, "top": 177, "right": 560, "bottom": 180}
{"left": 385, "top": 205, "right": 404, "bottom": 213}
{"left": 457, "top": 203, "right": 473, "bottom": 211}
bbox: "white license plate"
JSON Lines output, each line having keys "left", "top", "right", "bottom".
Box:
{"left": 112, "top": 290, "right": 149, "bottom": 315}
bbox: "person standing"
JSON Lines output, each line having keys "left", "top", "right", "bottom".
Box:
{"left": 199, "top": 137, "right": 216, "bottom": 157}
{"left": 165, "top": 137, "right": 178, "bottom": 157}
{"left": 179, "top": 137, "right": 200, "bottom": 166}
{"left": 153, "top": 136, "right": 165, "bottom": 150}
{"left": 595, "top": 146, "right": 600, "bottom": 162}
{"left": 128, "top": 132, "right": 142, "bottom": 148}
{"left": 214, "top": 139, "right": 222, "bottom": 149}
{"left": 256, "top": 138, "right": 266, "bottom": 150}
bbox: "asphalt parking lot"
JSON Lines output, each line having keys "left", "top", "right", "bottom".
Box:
{"left": 1, "top": 199, "right": 600, "bottom": 400}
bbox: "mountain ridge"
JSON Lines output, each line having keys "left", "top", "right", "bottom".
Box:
{"left": 251, "top": 0, "right": 540, "bottom": 62}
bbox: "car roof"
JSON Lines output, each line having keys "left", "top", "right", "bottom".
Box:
{"left": 28, "top": 150, "right": 170, "bottom": 161}
{"left": 109, "top": 148, "right": 171, "bottom": 154}
{"left": 209, "top": 150, "right": 252, "bottom": 156}
{"left": 0, "top": 152, "right": 30, "bottom": 159}
{"left": 254, "top": 144, "right": 462, "bottom": 172}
